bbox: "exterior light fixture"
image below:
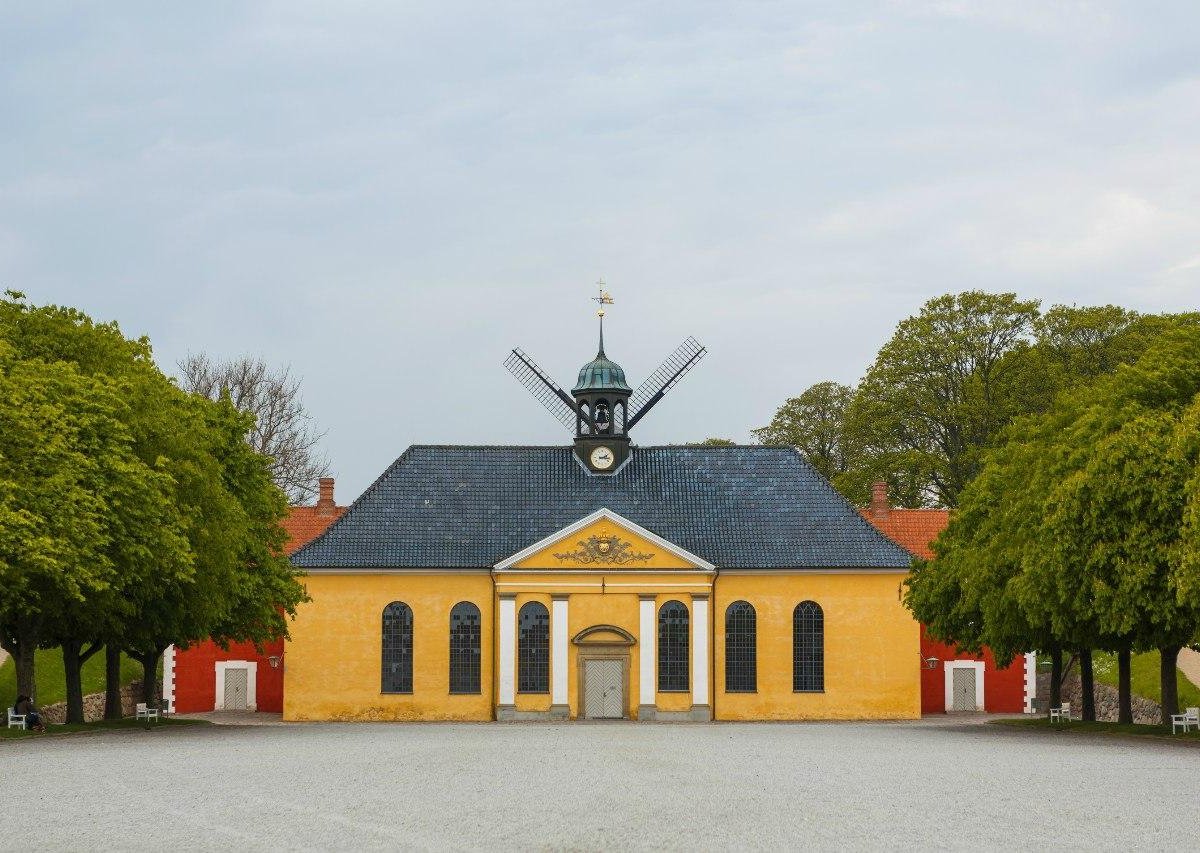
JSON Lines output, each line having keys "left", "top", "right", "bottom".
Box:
{"left": 267, "top": 655, "right": 282, "bottom": 669}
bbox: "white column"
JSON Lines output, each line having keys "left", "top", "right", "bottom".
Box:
{"left": 1023, "top": 651, "right": 1037, "bottom": 713}
{"left": 639, "top": 596, "right": 656, "bottom": 707}
{"left": 163, "top": 645, "right": 176, "bottom": 711}
{"left": 499, "top": 595, "right": 517, "bottom": 706}
{"left": 691, "top": 595, "right": 709, "bottom": 708}
{"left": 551, "top": 596, "right": 569, "bottom": 708}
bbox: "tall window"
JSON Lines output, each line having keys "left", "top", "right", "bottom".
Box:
{"left": 382, "top": 602, "right": 413, "bottom": 693}
{"left": 793, "top": 601, "right": 824, "bottom": 692}
{"left": 658, "top": 600, "right": 689, "bottom": 691}
{"left": 518, "top": 601, "right": 550, "bottom": 693}
{"left": 724, "top": 601, "right": 756, "bottom": 693}
{"left": 449, "top": 601, "right": 482, "bottom": 694}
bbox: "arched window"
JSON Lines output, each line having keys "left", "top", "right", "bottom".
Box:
{"left": 382, "top": 602, "right": 413, "bottom": 694}
{"left": 449, "top": 601, "right": 481, "bottom": 694}
{"left": 724, "top": 601, "right": 756, "bottom": 693}
{"left": 793, "top": 601, "right": 824, "bottom": 692}
{"left": 657, "top": 600, "right": 689, "bottom": 691}
{"left": 518, "top": 601, "right": 550, "bottom": 693}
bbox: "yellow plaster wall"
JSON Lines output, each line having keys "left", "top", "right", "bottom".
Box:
{"left": 512, "top": 518, "right": 697, "bottom": 570}
{"left": 712, "top": 573, "right": 920, "bottom": 720}
{"left": 284, "top": 573, "right": 494, "bottom": 721}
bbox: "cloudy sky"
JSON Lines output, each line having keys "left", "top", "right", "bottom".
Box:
{"left": 4, "top": 1, "right": 1199, "bottom": 500}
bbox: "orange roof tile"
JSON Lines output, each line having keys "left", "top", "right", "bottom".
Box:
{"left": 858, "top": 507, "right": 949, "bottom": 560}
{"left": 281, "top": 505, "right": 346, "bottom": 555}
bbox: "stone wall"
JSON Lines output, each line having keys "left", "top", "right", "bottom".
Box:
{"left": 1058, "top": 673, "right": 1161, "bottom": 724}
{"left": 38, "top": 681, "right": 144, "bottom": 725}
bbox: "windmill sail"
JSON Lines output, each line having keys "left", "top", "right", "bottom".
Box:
{"left": 626, "top": 337, "right": 707, "bottom": 430}
{"left": 504, "top": 348, "right": 580, "bottom": 431}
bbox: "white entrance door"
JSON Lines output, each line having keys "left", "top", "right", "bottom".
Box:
{"left": 583, "top": 658, "right": 624, "bottom": 719}
{"left": 951, "top": 667, "right": 977, "bottom": 711}
{"left": 224, "top": 668, "right": 249, "bottom": 710}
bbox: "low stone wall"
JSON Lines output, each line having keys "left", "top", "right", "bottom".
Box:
{"left": 1059, "top": 673, "right": 1161, "bottom": 724}
{"left": 38, "top": 681, "right": 144, "bottom": 725}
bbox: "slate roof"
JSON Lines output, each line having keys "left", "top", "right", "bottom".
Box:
{"left": 290, "top": 446, "right": 914, "bottom": 570}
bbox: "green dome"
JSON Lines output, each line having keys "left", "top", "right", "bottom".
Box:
{"left": 573, "top": 349, "right": 631, "bottom": 394}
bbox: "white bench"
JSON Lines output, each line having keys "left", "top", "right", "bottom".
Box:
{"left": 1049, "top": 702, "right": 1071, "bottom": 723}
{"left": 1170, "top": 706, "right": 1199, "bottom": 734}
{"left": 7, "top": 709, "right": 26, "bottom": 730}
{"left": 136, "top": 703, "right": 160, "bottom": 722}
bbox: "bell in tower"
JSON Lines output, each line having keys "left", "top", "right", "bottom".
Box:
{"left": 572, "top": 288, "right": 632, "bottom": 473}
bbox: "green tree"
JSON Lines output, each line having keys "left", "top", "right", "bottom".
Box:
{"left": 753, "top": 382, "right": 853, "bottom": 482}
{"left": 843, "top": 291, "right": 1041, "bottom": 508}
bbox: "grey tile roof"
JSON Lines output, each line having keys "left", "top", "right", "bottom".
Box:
{"left": 291, "top": 445, "right": 913, "bottom": 570}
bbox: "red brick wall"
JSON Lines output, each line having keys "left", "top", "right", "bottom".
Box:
{"left": 173, "top": 639, "right": 284, "bottom": 713}
{"left": 920, "top": 627, "right": 1025, "bottom": 713}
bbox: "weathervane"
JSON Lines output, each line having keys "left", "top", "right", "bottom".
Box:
{"left": 592, "top": 279, "right": 614, "bottom": 318}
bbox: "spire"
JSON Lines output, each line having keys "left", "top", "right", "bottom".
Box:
{"left": 592, "top": 279, "right": 614, "bottom": 359}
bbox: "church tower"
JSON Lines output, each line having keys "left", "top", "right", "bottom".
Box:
{"left": 572, "top": 308, "right": 632, "bottom": 474}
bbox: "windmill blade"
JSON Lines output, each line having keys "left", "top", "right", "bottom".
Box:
{"left": 626, "top": 337, "right": 707, "bottom": 430}
{"left": 504, "top": 348, "right": 581, "bottom": 432}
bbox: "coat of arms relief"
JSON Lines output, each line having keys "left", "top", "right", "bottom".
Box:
{"left": 553, "top": 532, "right": 655, "bottom": 565}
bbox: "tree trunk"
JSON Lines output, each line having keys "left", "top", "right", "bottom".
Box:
{"left": 1117, "top": 647, "right": 1133, "bottom": 725}
{"left": 1049, "top": 646, "right": 1063, "bottom": 710}
{"left": 1160, "top": 645, "right": 1182, "bottom": 726}
{"left": 104, "top": 645, "right": 123, "bottom": 720}
{"left": 62, "top": 641, "right": 85, "bottom": 725}
{"left": 138, "top": 649, "right": 163, "bottom": 707}
{"left": 3, "top": 621, "right": 40, "bottom": 703}
{"left": 1079, "top": 649, "right": 1095, "bottom": 722}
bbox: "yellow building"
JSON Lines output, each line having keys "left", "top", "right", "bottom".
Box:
{"left": 285, "top": 327, "right": 919, "bottom": 722}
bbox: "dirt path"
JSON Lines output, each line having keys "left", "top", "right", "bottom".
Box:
{"left": 1178, "top": 648, "right": 1200, "bottom": 692}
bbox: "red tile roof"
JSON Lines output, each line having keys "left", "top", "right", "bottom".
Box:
{"left": 858, "top": 507, "right": 949, "bottom": 559}
{"left": 281, "top": 505, "right": 346, "bottom": 555}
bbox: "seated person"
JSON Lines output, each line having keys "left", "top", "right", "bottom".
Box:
{"left": 14, "top": 695, "right": 46, "bottom": 732}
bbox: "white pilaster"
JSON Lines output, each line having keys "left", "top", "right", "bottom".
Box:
{"left": 639, "top": 596, "right": 656, "bottom": 707}
{"left": 163, "top": 645, "right": 176, "bottom": 711}
{"left": 691, "top": 595, "right": 709, "bottom": 707}
{"left": 551, "top": 596, "right": 569, "bottom": 706}
{"left": 499, "top": 596, "right": 517, "bottom": 706}
{"left": 1023, "top": 651, "right": 1037, "bottom": 713}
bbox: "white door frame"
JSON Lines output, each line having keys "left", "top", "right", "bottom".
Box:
{"left": 214, "top": 661, "right": 258, "bottom": 711}
{"left": 943, "top": 660, "right": 985, "bottom": 711}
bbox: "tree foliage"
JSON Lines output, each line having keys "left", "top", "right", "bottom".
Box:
{"left": 0, "top": 293, "right": 307, "bottom": 716}
{"left": 751, "top": 381, "right": 853, "bottom": 482}
{"left": 908, "top": 327, "right": 1200, "bottom": 723}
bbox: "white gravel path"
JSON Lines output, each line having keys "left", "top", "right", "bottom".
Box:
{"left": 1, "top": 719, "right": 1197, "bottom": 851}
{"left": 1177, "top": 648, "right": 1200, "bottom": 692}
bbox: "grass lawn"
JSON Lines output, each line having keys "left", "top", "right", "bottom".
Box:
{"left": 0, "top": 648, "right": 144, "bottom": 708}
{"left": 0, "top": 716, "right": 206, "bottom": 740}
{"left": 994, "top": 717, "right": 1200, "bottom": 741}
{"left": 1091, "top": 651, "right": 1200, "bottom": 709}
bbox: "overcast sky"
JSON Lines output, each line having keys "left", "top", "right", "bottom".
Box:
{"left": 3, "top": 2, "right": 1199, "bottom": 501}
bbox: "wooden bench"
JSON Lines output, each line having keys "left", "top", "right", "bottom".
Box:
{"left": 7, "top": 709, "right": 26, "bottom": 730}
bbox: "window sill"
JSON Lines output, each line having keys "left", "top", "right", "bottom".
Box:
{"left": 725, "top": 689, "right": 757, "bottom": 694}
{"left": 657, "top": 688, "right": 690, "bottom": 694}
{"left": 381, "top": 691, "right": 413, "bottom": 696}
{"left": 449, "top": 690, "right": 482, "bottom": 696}
{"left": 793, "top": 689, "right": 825, "bottom": 694}
{"left": 517, "top": 691, "right": 550, "bottom": 696}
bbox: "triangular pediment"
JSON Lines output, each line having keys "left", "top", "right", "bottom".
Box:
{"left": 495, "top": 508, "right": 715, "bottom": 571}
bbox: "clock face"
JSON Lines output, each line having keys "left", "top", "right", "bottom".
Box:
{"left": 590, "top": 446, "right": 615, "bottom": 470}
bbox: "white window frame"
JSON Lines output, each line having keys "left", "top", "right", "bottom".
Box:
{"left": 943, "top": 660, "right": 985, "bottom": 712}
{"left": 214, "top": 660, "right": 258, "bottom": 711}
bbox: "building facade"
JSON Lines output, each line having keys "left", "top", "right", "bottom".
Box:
{"left": 860, "top": 483, "right": 1033, "bottom": 714}
{"left": 284, "top": 323, "right": 923, "bottom": 722}
{"left": 166, "top": 478, "right": 345, "bottom": 713}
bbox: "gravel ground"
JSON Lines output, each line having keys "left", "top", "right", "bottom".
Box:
{"left": 2, "top": 719, "right": 1197, "bottom": 851}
